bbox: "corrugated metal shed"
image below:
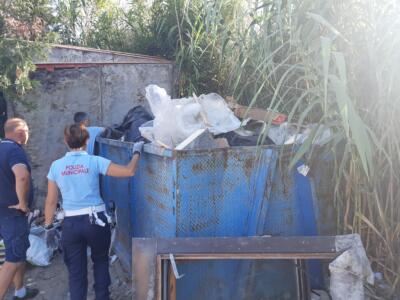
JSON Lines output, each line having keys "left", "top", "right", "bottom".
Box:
{"left": 35, "top": 44, "right": 172, "bottom": 71}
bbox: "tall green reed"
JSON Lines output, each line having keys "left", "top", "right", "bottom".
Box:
{"left": 141, "top": 0, "right": 399, "bottom": 294}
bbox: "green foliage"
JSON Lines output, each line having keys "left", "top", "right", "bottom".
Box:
{"left": 5, "top": 0, "right": 55, "bottom": 25}
{"left": 121, "top": 0, "right": 399, "bottom": 294}
{"left": 53, "top": 0, "right": 98, "bottom": 45}
{"left": 0, "top": 39, "right": 43, "bottom": 97}
{"left": 84, "top": 4, "right": 132, "bottom": 51}
{"left": 123, "top": 0, "right": 173, "bottom": 56}
{"left": 53, "top": 0, "right": 133, "bottom": 50}
{"left": 0, "top": 0, "right": 54, "bottom": 100}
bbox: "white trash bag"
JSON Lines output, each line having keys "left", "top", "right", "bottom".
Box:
{"left": 144, "top": 85, "right": 240, "bottom": 147}
{"left": 27, "top": 234, "right": 53, "bottom": 267}
{"left": 197, "top": 93, "right": 241, "bottom": 135}
{"left": 26, "top": 225, "right": 60, "bottom": 267}
{"left": 138, "top": 120, "right": 155, "bottom": 143}
{"left": 329, "top": 234, "right": 374, "bottom": 300}
{"left": 145, "top": 85, "right": 204, "bottom": 147}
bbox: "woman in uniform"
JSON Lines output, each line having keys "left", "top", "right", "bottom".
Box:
{"left": 44, "top": 124, "right": 143, "bottom": 300}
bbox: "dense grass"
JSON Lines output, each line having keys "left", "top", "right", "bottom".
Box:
{"left": 127, "top": 1, "right": 399, "bottom": 295}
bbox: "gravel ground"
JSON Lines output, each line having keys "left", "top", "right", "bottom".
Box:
{"left": 5, "top": 252, "right": 132, "bottom": 300}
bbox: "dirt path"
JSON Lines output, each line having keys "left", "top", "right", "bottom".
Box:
{"left": 5, "top": 252, "right": 132, "bottom": 300}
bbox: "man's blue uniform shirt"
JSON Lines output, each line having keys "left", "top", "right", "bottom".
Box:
{"left": 0, "top": 139, "right": 33, "bottom": 217}
{"left": 86, "top": 127, "right": 104, "bottom": 155}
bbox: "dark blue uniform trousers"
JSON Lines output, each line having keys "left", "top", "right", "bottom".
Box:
{"left": 62, "top": 213, "right": 111, "bottom": 300}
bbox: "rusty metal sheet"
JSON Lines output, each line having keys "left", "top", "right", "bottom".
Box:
{"left": 153, "top": 236, "right": 337, "bottom": 256}
{"left": 132, "top": 238, "right": 158, "bottom": 300}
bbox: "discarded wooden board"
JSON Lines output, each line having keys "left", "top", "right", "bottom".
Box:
{"left": 226, "top": 96, "right": 287, "bottom": 125}
{"left": 175, "top": 129, "right": 216, "bottom": 150}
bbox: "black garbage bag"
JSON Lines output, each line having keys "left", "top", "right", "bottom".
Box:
{"left": 118, "top": 106, "right": 154, "bottom": 142}
{"left": 218, "top": 120, "right": 275, "bottom": 146}
{"left": 220, "top": 131, "right": 275, "bottom": 146}
{"left": 100, "top": 126, "right": 124, "bottom": 140}
{"left": 99, "top": 106, "right": 154, "bottom": 142}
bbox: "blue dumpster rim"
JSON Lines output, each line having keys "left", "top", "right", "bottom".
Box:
{"left": 97, "top": 137, "right": 283, "bottom": 158}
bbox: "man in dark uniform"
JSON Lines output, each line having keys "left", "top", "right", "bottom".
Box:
{"left": 0, "top": 118, "right": 38, "bottom": 299}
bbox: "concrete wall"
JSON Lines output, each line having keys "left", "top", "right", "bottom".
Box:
{"left": 13, "top": 63, "right": 173, "bottom": 207}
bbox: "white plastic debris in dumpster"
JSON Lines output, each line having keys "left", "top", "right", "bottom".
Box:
{"left": 144, "top": 85, "right": 240, "bottom": 148}
{"left": 197, "top": 93, "right": 241, "bottom": 135}
{"left": 329, "top": 234, "right": 374, "bottom": 300}
{"left": 145, "top": 85, "right": 204, "bottom": 147}
{"left": 268, "top": 122, "right": 332, "bottom": 146}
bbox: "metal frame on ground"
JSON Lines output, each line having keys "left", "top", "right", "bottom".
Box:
{"left": 132, "top": 236, "right": 341, "bottom": 300}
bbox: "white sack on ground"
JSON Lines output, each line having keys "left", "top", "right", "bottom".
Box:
{"left": 27, "top": 225, "right": 60, "bottom": 267}
{"left": 329, "top": 234, "right": 374, "bottom": 300}
{"left": 27, "top": 234, "right": 53, "bottom": 266}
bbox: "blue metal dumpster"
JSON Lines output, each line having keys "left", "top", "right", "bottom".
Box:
{"left": 98, "top": 138, "right": 277, "bottom": 258}
{"left": 98, "top": 138, "right": 320, "bottom": 299}
{"left": 98, "top": 139, "right": 295, "bottom": 299}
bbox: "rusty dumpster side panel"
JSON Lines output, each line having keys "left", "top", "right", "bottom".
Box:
{"left": 172, "top": 147, "right": 279, "bottom": 300}
{"left": 98, "top": 138, "right": 313, "bottom": 299}
{"left": 174, "top": 147, "right": 277, "bottom": 237}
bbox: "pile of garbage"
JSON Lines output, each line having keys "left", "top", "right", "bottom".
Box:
{"left": 140, "top": 85, "right": 333, "bottom": 150}
{"left": 100, "top": 84, "right": 333, "bottom": 151}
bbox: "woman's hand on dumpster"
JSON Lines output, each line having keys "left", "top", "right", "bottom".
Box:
{"left": 107, "top": 142, "right": 143, "bottom": 177}
{"left": 132, "top": 141, "right": 144, "bottom": 156}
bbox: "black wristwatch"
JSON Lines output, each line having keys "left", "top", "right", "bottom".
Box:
{"left": 44, "top": 223, "right": 54, "bottom": 230}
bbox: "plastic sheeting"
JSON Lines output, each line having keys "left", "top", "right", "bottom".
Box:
{"left": 197, "top": 93, "right": 241, "bottom": 135}
{"left": 329, "top": 234, "right": 374, "bottom": 300}
{"left": 267, "top": 123, "right": 332, "bottom": 146}
{"left": 144, "top": 85, "right": 240, "bottom": 148}
{"left": 27, "top": 225, "right": 60, "bottom": 267}
{"left": 27, "top": 234, "right": 53, "bottom": 266}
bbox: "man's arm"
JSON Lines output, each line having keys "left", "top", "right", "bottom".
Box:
{"left": 9, "top": 164, "right": 30, "bottom": 213}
